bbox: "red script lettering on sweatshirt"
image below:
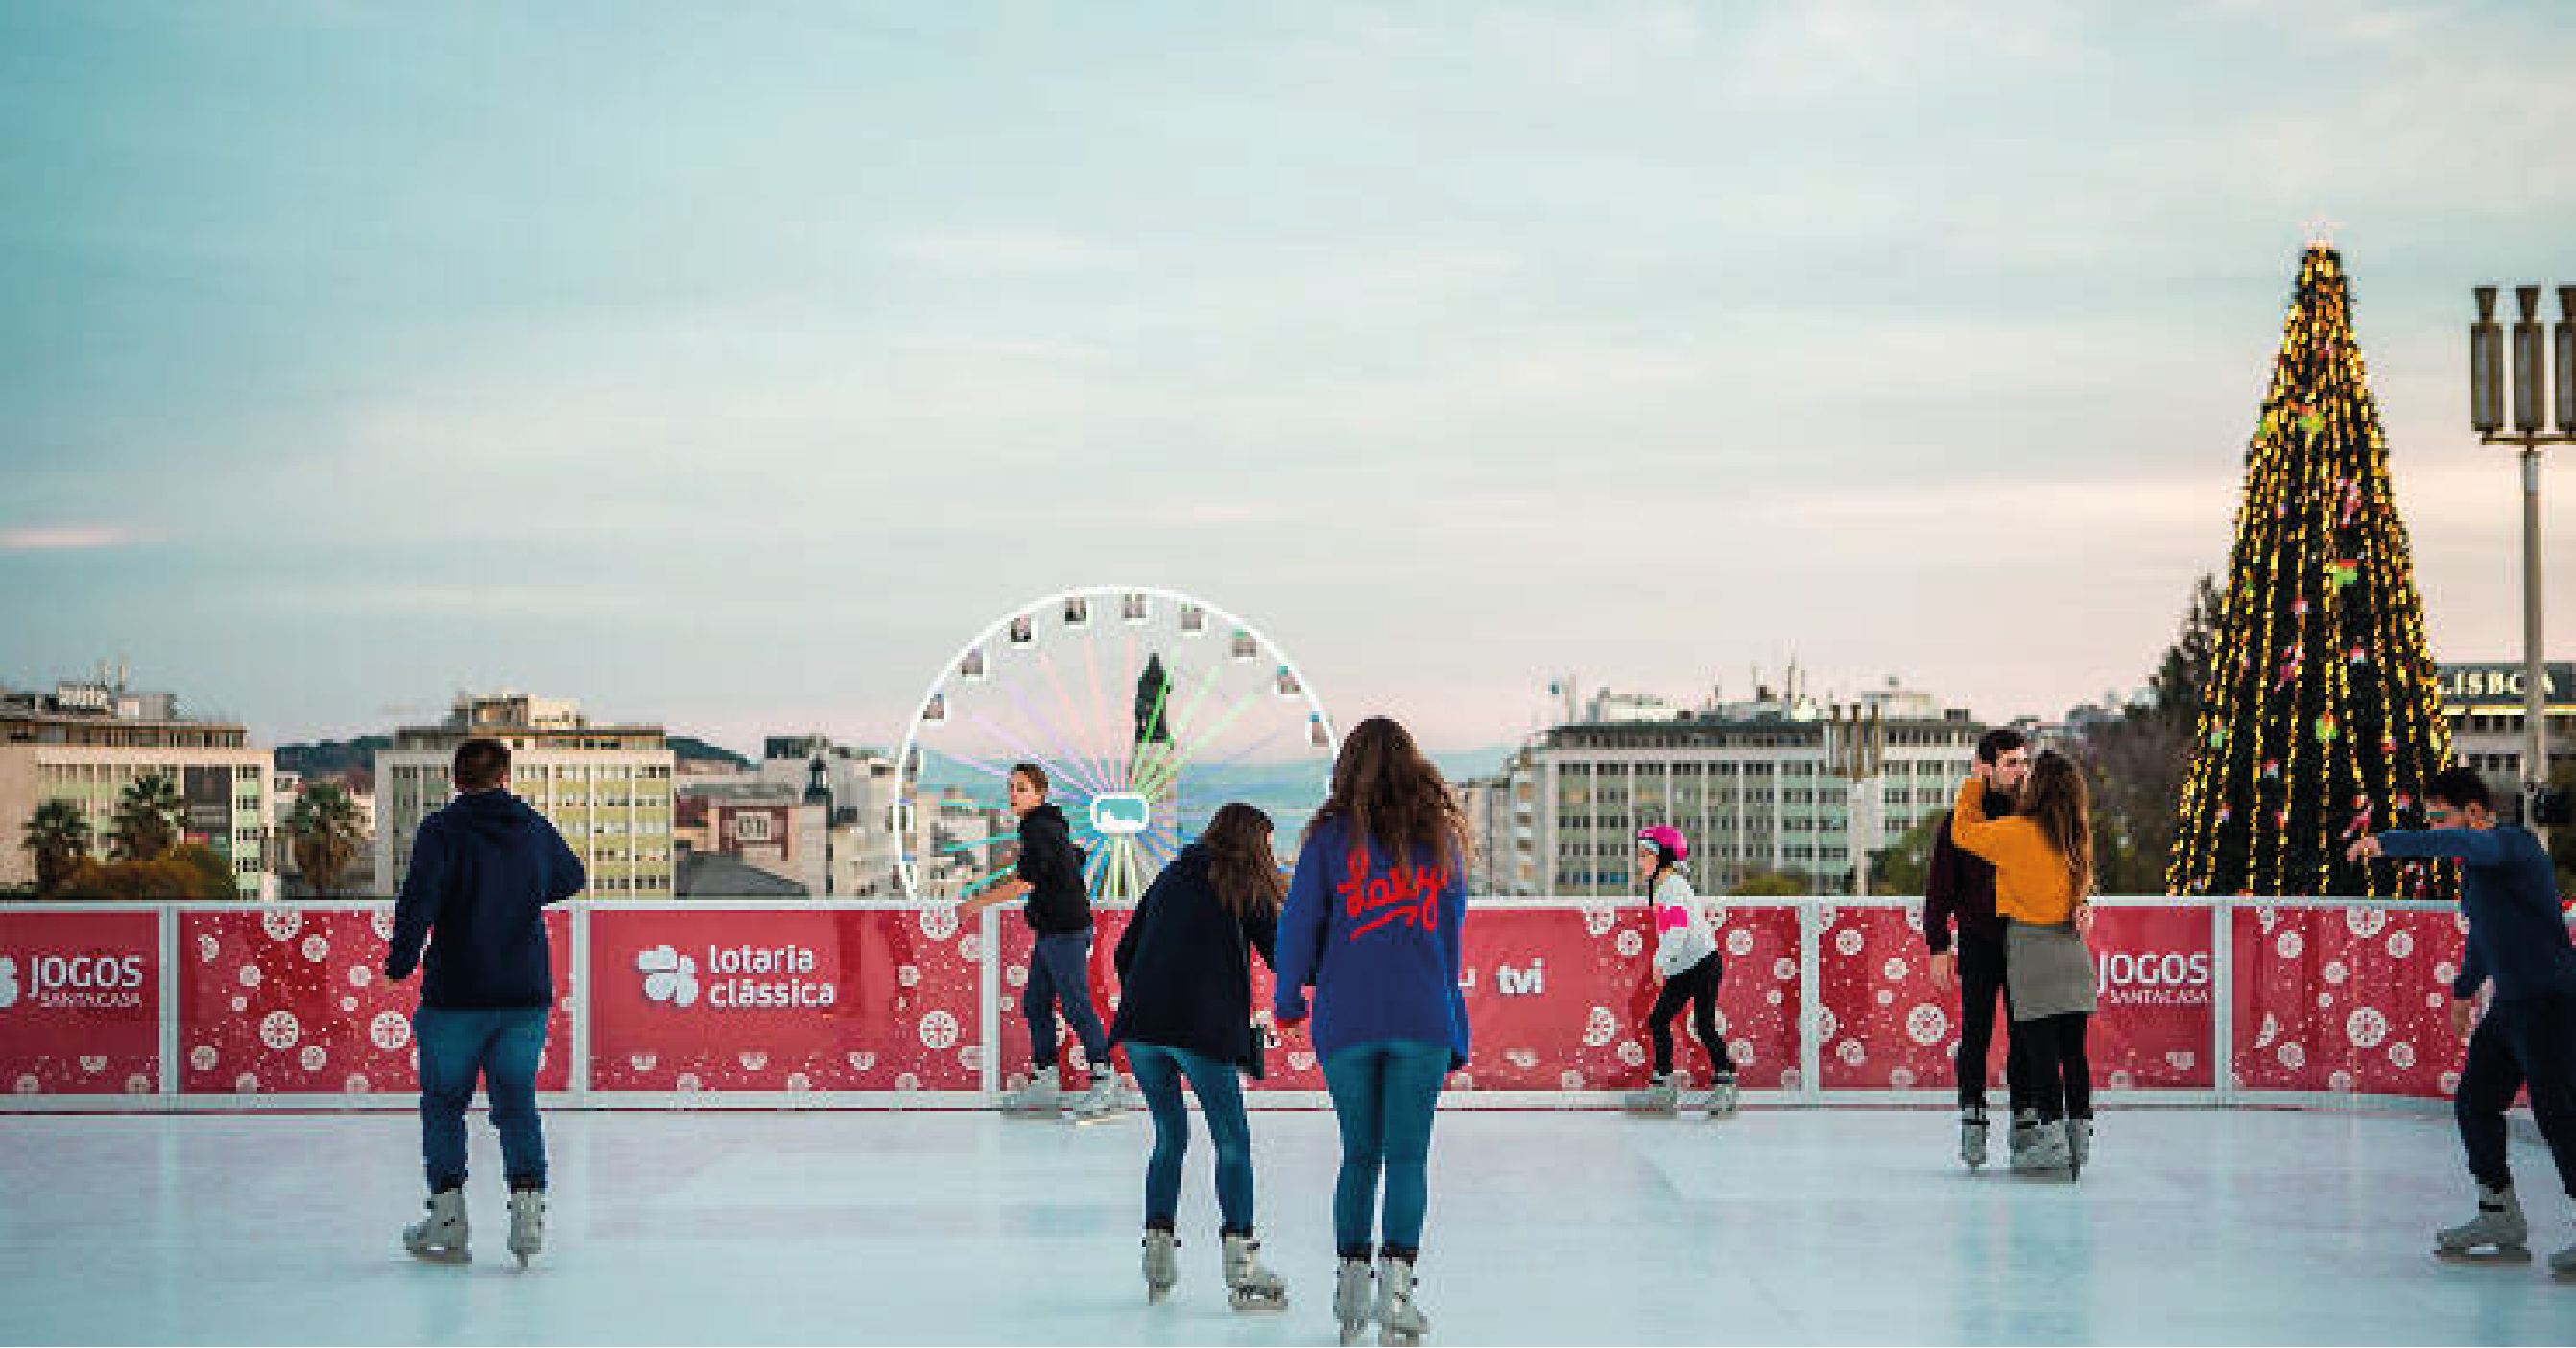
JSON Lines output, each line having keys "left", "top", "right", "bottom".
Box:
{"left": 1339, "top": 847, "right": 1447, "bottom": 940}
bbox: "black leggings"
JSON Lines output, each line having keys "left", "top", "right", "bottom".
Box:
{"left": 2016, "top": 1011, "right": 2092, "bottom": 1121}
{"left": 1955, "top": 933, "right": 2037, "bottom": 1115}
{"left": 1648, "top": 953, "right": 1732, "bottom": 1081}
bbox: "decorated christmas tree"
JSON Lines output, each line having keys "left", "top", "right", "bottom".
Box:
{"left": 2170, "top": 244, "right": 2457, "bottom": 900}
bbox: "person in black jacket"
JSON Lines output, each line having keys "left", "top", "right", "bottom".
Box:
{"left": 1923, "top": 727, "right": 2038, "bottom": 1170}
{"left": 382, "top": 736, "right": 584, "bottom": 1267}
{"left": 1110, "top": 802, "right": 1288, "bottom": 1311}
{"left": 959, "top": 763, "right": 1119, "bottom": 1119}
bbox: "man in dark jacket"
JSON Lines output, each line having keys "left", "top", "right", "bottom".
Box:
{"left": 1924, "top": 727, "right": 2038, "bottom": 1170}
{"left": 2351, "top": 765, "right": 2576, "bottom": 1271}
{"left": 383, "top": 736, "right": 584, "bottom": 1267}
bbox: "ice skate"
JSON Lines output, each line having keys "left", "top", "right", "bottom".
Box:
{"left": 1959, "top": 1109, "right": 1991, "bottom": 1169}
{"left": 2006, "top": 1110, "right": 2041, "bottom": 1172}
{"left": 1068, "top": 1068, "right": 1125, "bottom": 1124}
{"left": 402, "top": 1189, "right": 469, "bottom": 1265}
{"left": 1704, "top": 1075, "right": 1739, "bottom": 1118}
{"left": 1334, "top": 1256, "right": 1375, "bottom": 1346}
{"left": 2066, "top": 1119, "right": 2092, "bottom": 1180}
{"left": 1222, "top": 1233, "right": 1287, "bottom": 1312}
{"left": 2018, "top": 1119, "right": 2071, "bottom": 1175}
{"left": 2435, "top": 1182, "right": 2529, "bottom": 1258}
{"left": 2550, "top": 1240, "right": 2576, "bottom": 1278}
{"left": 1374, "top": 1253, "right": 1428, "bottom": 1346}
{"left": 1000, "top": 1073, "right": 1061, "bottom": 1116}
{"left": 1141, "top": 1228, "right": 1179, "bottom": 1304}
{"left": 504, "top": 1188, "right": 544, "bottom": 1269}
{"left": 1623, "top": 1073, "right": 1680, "bottom": 1115}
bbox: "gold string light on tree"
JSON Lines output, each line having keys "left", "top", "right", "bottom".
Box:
{"left": 2170, "top": 240, "right": 2459, "bottom": 900}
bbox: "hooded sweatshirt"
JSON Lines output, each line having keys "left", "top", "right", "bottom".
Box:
{"left": 385, "top": 789, "right": 585, "bottom": 1009}
{"left": 1110, "top": 843, "right": 1278, "bottom": 1068}
{"left": 1273, "top": 815, "right": 1471, "bottom": 1069}
{"left": 2375, "top": 823, "right": 2576, "bottom": 1002}
{"left": 1651, "top": 871, "right": 1720, "bottom": 979}
{"left": 1014, "top": 802, "right": 1091, "bottom": 935}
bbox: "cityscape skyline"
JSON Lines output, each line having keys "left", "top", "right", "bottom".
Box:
{"left": 7, "top": 3, "right": 2575, "bottom": 757}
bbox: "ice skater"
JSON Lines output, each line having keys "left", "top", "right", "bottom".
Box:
{"left": 959, "top": 763, "right": 1121, "bottom": 1122}
{"left": 1275, "top": 716, "right": 1471, "bottom": 1347}
{"left": 381, "top": 736, "right": 585, "bottom": 1267}
{"left": 1108, "top": 802, "right": 1289, "bottom": 1311}
{"left": 2348, "top": 765, "right": 2576, "bottom": 1270}
{"left": 1944, "top": 749, "right": 2099, "bottom": 1178}
{"left": 1925, "top": 728, "right": 2041, "bottom": 1170}
{"left": 1621, "top": 824, "right": 1737, "bottom": 1118}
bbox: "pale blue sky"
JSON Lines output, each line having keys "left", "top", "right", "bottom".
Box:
{"left": 5, "top": 1, "right": 2572, "bottom": 757}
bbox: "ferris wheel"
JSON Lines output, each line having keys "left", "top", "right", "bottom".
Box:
{"left": 895, "top": 586, "right": 1338, "bottom": 903}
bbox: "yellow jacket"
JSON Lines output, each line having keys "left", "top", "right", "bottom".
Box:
{"left": 1947, "top": 777, "right": 2080, "bottom": 926}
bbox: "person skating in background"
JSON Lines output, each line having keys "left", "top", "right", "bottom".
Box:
{"left": 1944, "top": 749, "right": 2101, "bottom": 1179}
{"left": 2349, "top": 765, "right": 2576, "bottom": 1270}
{"left": 1109, "top": 802, "right": 1289, "bottom": 1311}
{"left": 959, "top": 763, "right": 1121, "bottom": 1122}
{"left": 1925, "top": 727, "right": 2042, "bottom": 1170}
{"left": 1275, "top": 716, "right": 1471, "bottom": 1348}
{"left": 1622, "top": 824, "right": 1738, "bottom": 1118}
{"left": 383, "top": 736, "right": 585, "bottom": 1268}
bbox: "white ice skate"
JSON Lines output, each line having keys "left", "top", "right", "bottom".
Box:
{"left": 2435, "top": 1182, "right": 2529, "bottom": 1258}
{"left": 2066, "top": 1119, "right": 2093, "bottom": 1180}
{"left": 505, "top": 1189, "right": 544, "bottom": 1269}
{"left": 1069, "top": 1069, "right": 1125, "bottom": 1124}
{"left": 2006, "top": 1111, "right": 2042, "bottom": 1172}
{"left": 2018, "top": 1119, "right": 2072, "bottom": 1175}
{"left": 1222, "top": 1233, "right": 1287, "bottom": 1312}
{"left": 1623, "top": 1074, "right": 1680, "bottom": 1115}
{"left": 1374, "top": 1253, "right": 1428, "bottom": 1346}
{"left": 402, "top": 1189, "right": 469, "bottom": 1265}
{"left": 1334, "top": 1257, "right": 1375, "bottom": 1346}
{"left": 1141, "top": 1229, "right": 1179, "bottom": 1304}
{"left": 1960, "top": 1110, "right": 1991, "bottom": 1169}
{"left": 1000, "top": 1073, "right": 1061, "bottom": 1116}
{"left": 1704, "top": 1077, "right": 1739, "bottom": 1118}
{"left": 2550, "top": 1240, "right": 2576, "bottom": 1277}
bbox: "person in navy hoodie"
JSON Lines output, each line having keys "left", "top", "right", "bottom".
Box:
{"left": 1274, "top": 716, "right": 1470, "bottom": 1348}
{"left": 2349, "top": 765, "right": 2576, "bottom": 1271}
{"left": 382, "top": 736, "right": 585, "bottom": 1268}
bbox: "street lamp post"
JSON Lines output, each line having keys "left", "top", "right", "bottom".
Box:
{"left": 2469, "top": 283, "right": 2576, "bottom": 837}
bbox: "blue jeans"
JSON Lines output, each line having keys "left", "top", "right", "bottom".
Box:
{"left": 1026, "top": 928, "right": 1109, "bottom": 1069}
{"left": 1125, "top": 1041, "right": 1255, "bottom": 1232}
{"left": 1322, "top": 1039, "right": 1448, "bottom": 1258}
{"left": 414, "top": 1004, "right": 548, "bottom": 1192}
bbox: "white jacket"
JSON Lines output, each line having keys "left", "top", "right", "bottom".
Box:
{"left": 1650, "top": 872, "right": 1720, "bottom": 979}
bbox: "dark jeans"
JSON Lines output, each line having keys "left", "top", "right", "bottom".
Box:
{"left": 1955, "top": 933, "right": 2036, "bottom": 1115}
{"left": 2458, "top": 990, "right": 2576, "bottom": 1197}
{"left": 1126, "top": 1041, "right": 1255, "bottom": 1232}
{"left": 1026, "top": 927, "right": 1109, "bottom": 1070}
{"left": 2017, "top": 1011, "right": 2092, "bottom": 1122}
{"left": 1323, "top": 1039, "right": 1448, "bottom": 1259}
{"left": 414, "top": 1004, "right": 547, "bottom": 1192}
{"left": 1648, "top": 953, "right": 1732, "bottom": 1081}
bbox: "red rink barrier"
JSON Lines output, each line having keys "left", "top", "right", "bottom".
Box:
{"left": 0, "top": 897, "right": 2489, "bottom": 1109}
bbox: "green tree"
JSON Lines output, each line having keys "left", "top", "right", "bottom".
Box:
{"left": 108, "top": 773, "right": 181, "bottom": 862}
{"left": 21, "top": 798, "right": 94, "bottom": 897}
{"left": 57, "top": 844, "right": 236, "bottom": 900}
{"left": 1732, "top": 870, "right": 1811, "bottom": 897}
{"left": 284, "top": 782, "right": 365, "bottom": 897}
{"left": 1868, "top": 812, "right": 1944, "bottom": 895}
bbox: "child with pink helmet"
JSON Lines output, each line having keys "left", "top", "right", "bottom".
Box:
{"left": 1623, "top": 824, "right": 1738, "bottom": 1117}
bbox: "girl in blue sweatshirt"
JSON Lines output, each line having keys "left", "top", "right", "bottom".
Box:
{"left": 1275, "top": 716, "right": 1469, "bottom": 1348}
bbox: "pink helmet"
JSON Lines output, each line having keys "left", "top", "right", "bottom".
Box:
{"left": 1635, "top": 825, "right": 1689, "bottom": 864}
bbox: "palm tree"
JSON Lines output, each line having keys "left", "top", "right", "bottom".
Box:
{"left": 108, "top": 773, "right": 181, "bottom": 862}
{"left": 21, "top": 799, "right": 94, "bottom": 897}
{"left": 284, "top": 783, "right": 365, "bottom": 898}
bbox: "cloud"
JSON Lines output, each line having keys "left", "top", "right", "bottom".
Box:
{"left": 0, "top": 527, "right": 139, "bottom": 551}
{"left": 881, "top": 229, "right": 1126, "bottom": 273}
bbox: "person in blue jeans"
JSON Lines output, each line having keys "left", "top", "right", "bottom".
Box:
{"left": 382, "top": 735, "right": 584, "bottom": 1268}
{"left": 959, "top": 762, "right": 1121, "bottom": 1120}
{"left": 2349, "top": 764, "right": 2576, "bottom": 1271}
{"left": 1109, "top": 802, "right": 1288, "bottom": 1310}
{"left": 1275, "top": 716, "right": 1471, "bottom": 1348}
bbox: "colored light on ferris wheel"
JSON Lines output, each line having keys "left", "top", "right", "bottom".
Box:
{"left": 1089, "top": 794, "right": 1151, "bottom": 836}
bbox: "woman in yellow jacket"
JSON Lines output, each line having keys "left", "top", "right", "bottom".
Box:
{"left": 1947, "top": 750, "right": 2100, "bottom": 1178}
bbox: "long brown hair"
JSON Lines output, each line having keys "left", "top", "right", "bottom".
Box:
{"left": 2020, "top": 749, "right": 2094, "bottom": 901}
{"left": 1305, "top": 716, "right": 1472, "bottom": 873}
{"left": 1202, "top": 802, "right": 1284, "bottom": 921}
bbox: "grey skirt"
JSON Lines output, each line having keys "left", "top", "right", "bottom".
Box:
{"left": 2005, "top": 917, "right": 2098, "bottom": 1021}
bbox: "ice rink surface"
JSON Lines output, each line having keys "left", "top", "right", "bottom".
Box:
{"left": 4, "top": 1105, "right": 2574, "bottom": 1344}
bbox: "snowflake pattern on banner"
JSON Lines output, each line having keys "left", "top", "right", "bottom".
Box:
{"left": 2229, "top": 905, "right": 2464, "bottom": 1097}
{"left": 179, "top": 908, "right": 575, "bottom": 1095}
